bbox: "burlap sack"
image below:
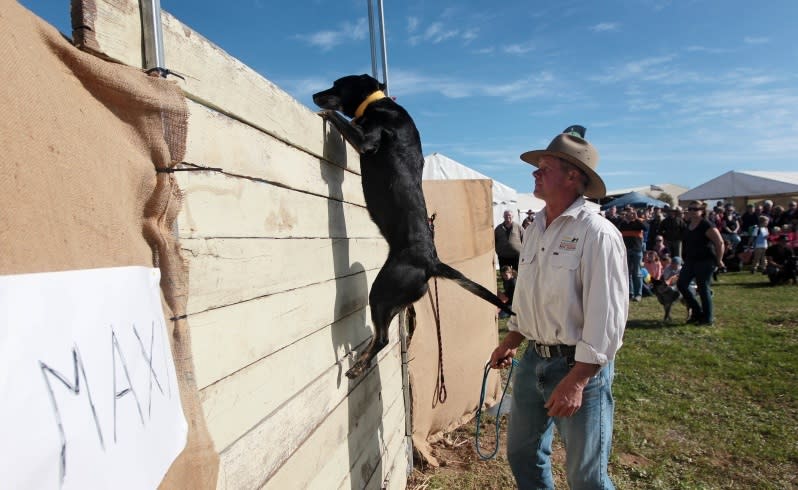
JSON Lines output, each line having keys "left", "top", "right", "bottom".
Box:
{"left": 409, "top": 180, "right": 503, "bottom": 465}
{"left": 0, "top": 2, "right": 218, "bottom": 487}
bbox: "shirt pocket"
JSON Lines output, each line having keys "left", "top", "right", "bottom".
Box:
{"left": 549, "top": 252, "right": 579, "bottom": 270}
{"left": 519, "top": 249, "right": 537, "bottom": 268}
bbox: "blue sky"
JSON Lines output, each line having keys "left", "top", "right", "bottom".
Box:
{"left": 23, "top": 0, "right": 798, "bottom": 195}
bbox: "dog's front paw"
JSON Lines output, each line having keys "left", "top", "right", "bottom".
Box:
{"left": 317, "top": 109, "right": 336, "bottom": 119}
{"left": 345, "top": 359, "right": 370, "bottom": 379}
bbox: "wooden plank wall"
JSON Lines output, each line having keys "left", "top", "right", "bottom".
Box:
{"left": 80, "top": 1, "right": 409, "bottom": 488}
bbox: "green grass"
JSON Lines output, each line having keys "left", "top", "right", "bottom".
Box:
{"left": 409, "top": 272, "right": 798, "bottom": 489}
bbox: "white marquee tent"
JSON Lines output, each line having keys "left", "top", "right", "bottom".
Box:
{"left": 680, "top": 171, "right": 798, "bottom": 201}
{"left": 423, "top": 152, "right": 518, "bottom": 226}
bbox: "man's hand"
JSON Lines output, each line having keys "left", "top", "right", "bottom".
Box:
{"left": 490, "top": 331, "right": 524, "bottom": 369}
{"left": 544, "top": 362, "right": 601, "bottom": 417}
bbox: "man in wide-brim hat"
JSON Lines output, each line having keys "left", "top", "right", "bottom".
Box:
{"left": 489, "top": 131, "right": 628, "bottom": 489}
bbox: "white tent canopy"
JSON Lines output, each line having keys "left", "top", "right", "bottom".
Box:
{"left": 423, "top": 152, "right": 518, "bottom": 226}
{"left": 516, "top": 192, "right": 600, "bottom": 214}
{"left": 680, "top": 171, "right": 798, "bottom": 201}
{"left": 516, "top": 193, "right": 546, "bottom": 214}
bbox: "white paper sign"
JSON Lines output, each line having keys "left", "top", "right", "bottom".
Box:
{"left": 0, "top": 266, "right": 187, "bottom": 490}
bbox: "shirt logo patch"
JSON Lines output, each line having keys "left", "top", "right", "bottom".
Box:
{"left": 559, "top": 236, "right": 578, "bottom": 251}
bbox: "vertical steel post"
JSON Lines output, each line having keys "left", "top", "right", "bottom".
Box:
{"left": 140, "top": 0, "right": 166, "bottom": 74}
{"left": 367, "top": 0, "right": 379, "bottom": 80}
{"left": 377, "top": 0, "right": 389, "bottom": 95}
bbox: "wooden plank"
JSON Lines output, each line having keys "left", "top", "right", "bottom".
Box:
{"left": 265, "top": 373, "right": 406, "bottom": 490}
{"left": 191, "top": 268, "right": 383, "bottom": 389}
{"left": 381, "top": 439, "right": 411, "bottom": 490}
{"left": 215, "top": 340, "right": 403, "bottom": 489}
{"left": 85, "top": 0, "right": 360, "bottom": 169}
{"left": 357, "top": 417, "right": 409, "bottom": 490}
{"left": 182, "top": 237, "right": 387, "bottom": 314}
{"left": 199, "top": 305, "right": 385, "bottom": 450}
{"left": 175, "top": 171, "right": 378, "bottom": 239}
{"left": 184, "top": 101, "right": 365, "bottom": 204}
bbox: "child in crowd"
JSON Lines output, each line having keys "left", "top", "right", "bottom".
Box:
{"left": 751, "top": 215, "right": 770, "bottom": 273}
{"left": 498, "top": 265, "right": 516, "bottom": 319}
{"left": 643, "top": 250, "right": 662, "bottom": 281}
{"left": 661, "top": 255, "right": 682, "bottom": 287}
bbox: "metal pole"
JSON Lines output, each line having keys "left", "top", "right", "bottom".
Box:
{"left": 367, "top": 0, "right": 379, "bottom": 79}
{"left": 141, "top": 0, "right": 166, "bottom": 73}
{"left": 377, "top": 0, "right": 389, "bottom": 95}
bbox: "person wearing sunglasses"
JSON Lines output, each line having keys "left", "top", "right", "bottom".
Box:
{"left": 677, "top": 200, "right": 725, "bottom": 325}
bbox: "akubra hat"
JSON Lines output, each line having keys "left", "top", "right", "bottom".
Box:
{"left": 520, "top": 133, "right": 606, "bottom": 199}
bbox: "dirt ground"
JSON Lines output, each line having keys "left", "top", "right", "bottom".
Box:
{"left": 406, "top": 415, "right": 568, "bottom": 489}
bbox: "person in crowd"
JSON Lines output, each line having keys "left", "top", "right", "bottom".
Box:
{"left": 750, "top": 215, "right": 770, "bottom": 273}
{"left": 783, "top": 201, "right": 798, "bottom": 224}
{"left": 646, "top": 206, "right": 666, "bottom": 250}
{"left": 765, "top": 235, "right": 797, "bottom": 285}
{"left": 618, "top": 208, "right": 649, "bottom": 302}
{"left": 490, "top": 130, "right": 627, "bottom": 490}
{"left": 498, "top": 265, "right": 517, "bottom": 318}
{"left": 659, "top": 206, "right": 687, "bottom": 258}
{"left": 721, "top": 205, "right": 741, "bottom": 248}
{"left": 650, "top": 234, "right": 670, "bottom": 258}
{"left": 495, "top": 209, "right": 523, "bottom": 270}
{"left": 762, "top": 200, "right": 773, "bottom": 220}
{"left": 661, "top": 255, "right": 682, "bottom": 286}
{"left": 643, "top": 250, "right": 662, "bottom": 281}
{"left": 521, "top": 209, "right": 536, "bottom": 230}
{"left": 677, "top": 200, "right": 724, "bottom": 326}
{"left": 770, "top": 205, "right": 785, "bottom": 229}
{"left": 740, "top": 203, "right": 759, "bottom": 245}
{"left": 638, "top": 208, "right": 651, "bottom": 245}
{"left": 721, "top": 239, "right": 742, "bottom": 272}
{"left": 605, "top": 205, "right": 622, "bottom": 226}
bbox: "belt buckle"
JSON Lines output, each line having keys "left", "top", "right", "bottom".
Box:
{"left": 536, "top": 342, "right": 551, "bottom": 358}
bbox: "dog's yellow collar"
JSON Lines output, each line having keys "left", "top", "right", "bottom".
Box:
{"left": 354, "top": 90, "right": 386, "bottom": 118}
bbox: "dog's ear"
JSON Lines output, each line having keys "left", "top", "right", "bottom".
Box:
{"left": 379, "top": 81, "right": 387, "bottom": 92}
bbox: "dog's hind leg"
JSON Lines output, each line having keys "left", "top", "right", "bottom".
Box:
{"left": 346, "top": 261, "right": 428, "bottom": 379}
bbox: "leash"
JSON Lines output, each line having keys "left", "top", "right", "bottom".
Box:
{"left": 428, "top": 276, "right": 447, "bottom": 406}
{"left": 475, "top": 358, "right": 517, "bottom": 460}
{"left": 426, "top": 213, "right": 447, "bottom": 406}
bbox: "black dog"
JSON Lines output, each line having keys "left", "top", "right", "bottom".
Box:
{"left": 313, "top": 74, "right": 513, "bottom": 378}
{"left": 651, "top": 279, "right": 690, "bottom": 323}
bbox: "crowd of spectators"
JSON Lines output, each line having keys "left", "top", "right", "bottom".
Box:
{"left": 497, "top": 199, "right": 796, "bottom": 315}
{"left": 599, "top": 198, "right": 797, "bottom": 314}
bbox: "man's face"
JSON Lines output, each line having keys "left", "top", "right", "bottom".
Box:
{"left": 503, "top": 212, "right": 513, "bottom": 223}
{"left": 533, "top": 156, "right": 571, "bottom": 200}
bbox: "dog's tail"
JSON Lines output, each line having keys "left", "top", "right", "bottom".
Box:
{"left": 431, "top": 261, "right": 515, "bottom": 316}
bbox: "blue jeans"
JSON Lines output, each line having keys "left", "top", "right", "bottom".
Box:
{"left": 677, "top": 259, "right": 715, "bottom": 323}
{"left": 507, "top": 348, "right": 616, "bottom": 490}
{"left": 627, "top": 249, "right": 643, "bottom": 297}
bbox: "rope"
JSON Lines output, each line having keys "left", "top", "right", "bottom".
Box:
{"left": 429, "top": 278, "right": 447, "bottom": 406}
{"left": 474, "top": 358, "right": 517, "bottom": 460}
{"left": 426, "top": 212, "right": 447, "bottom": 406}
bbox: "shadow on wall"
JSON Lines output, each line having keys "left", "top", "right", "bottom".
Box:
{"left": 321, "top": 120, "right": 385, "bottom": 489}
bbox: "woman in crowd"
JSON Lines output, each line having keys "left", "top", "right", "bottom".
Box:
{"left": 677, "top": 201, "right": 725, "bottom": 325}
{"left": 650, "top": 234, "right": 670, "bottom": 258}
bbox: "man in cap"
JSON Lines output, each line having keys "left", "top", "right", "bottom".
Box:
{"left": 659, "top": 206, "right": 687, "bottom": 258}
{"left": 490, "top": 129, "right": 628, "bottom": 489}
{"left": 522, "top": 209, "right": 536, "bottom": 229}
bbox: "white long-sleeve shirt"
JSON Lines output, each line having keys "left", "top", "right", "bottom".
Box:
{"left": 507, "top": 197, "right": 629, "bottom": 365}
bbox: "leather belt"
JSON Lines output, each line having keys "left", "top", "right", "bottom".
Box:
{"left": 532, "top": 342, "right": 576, "bottom": 359}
